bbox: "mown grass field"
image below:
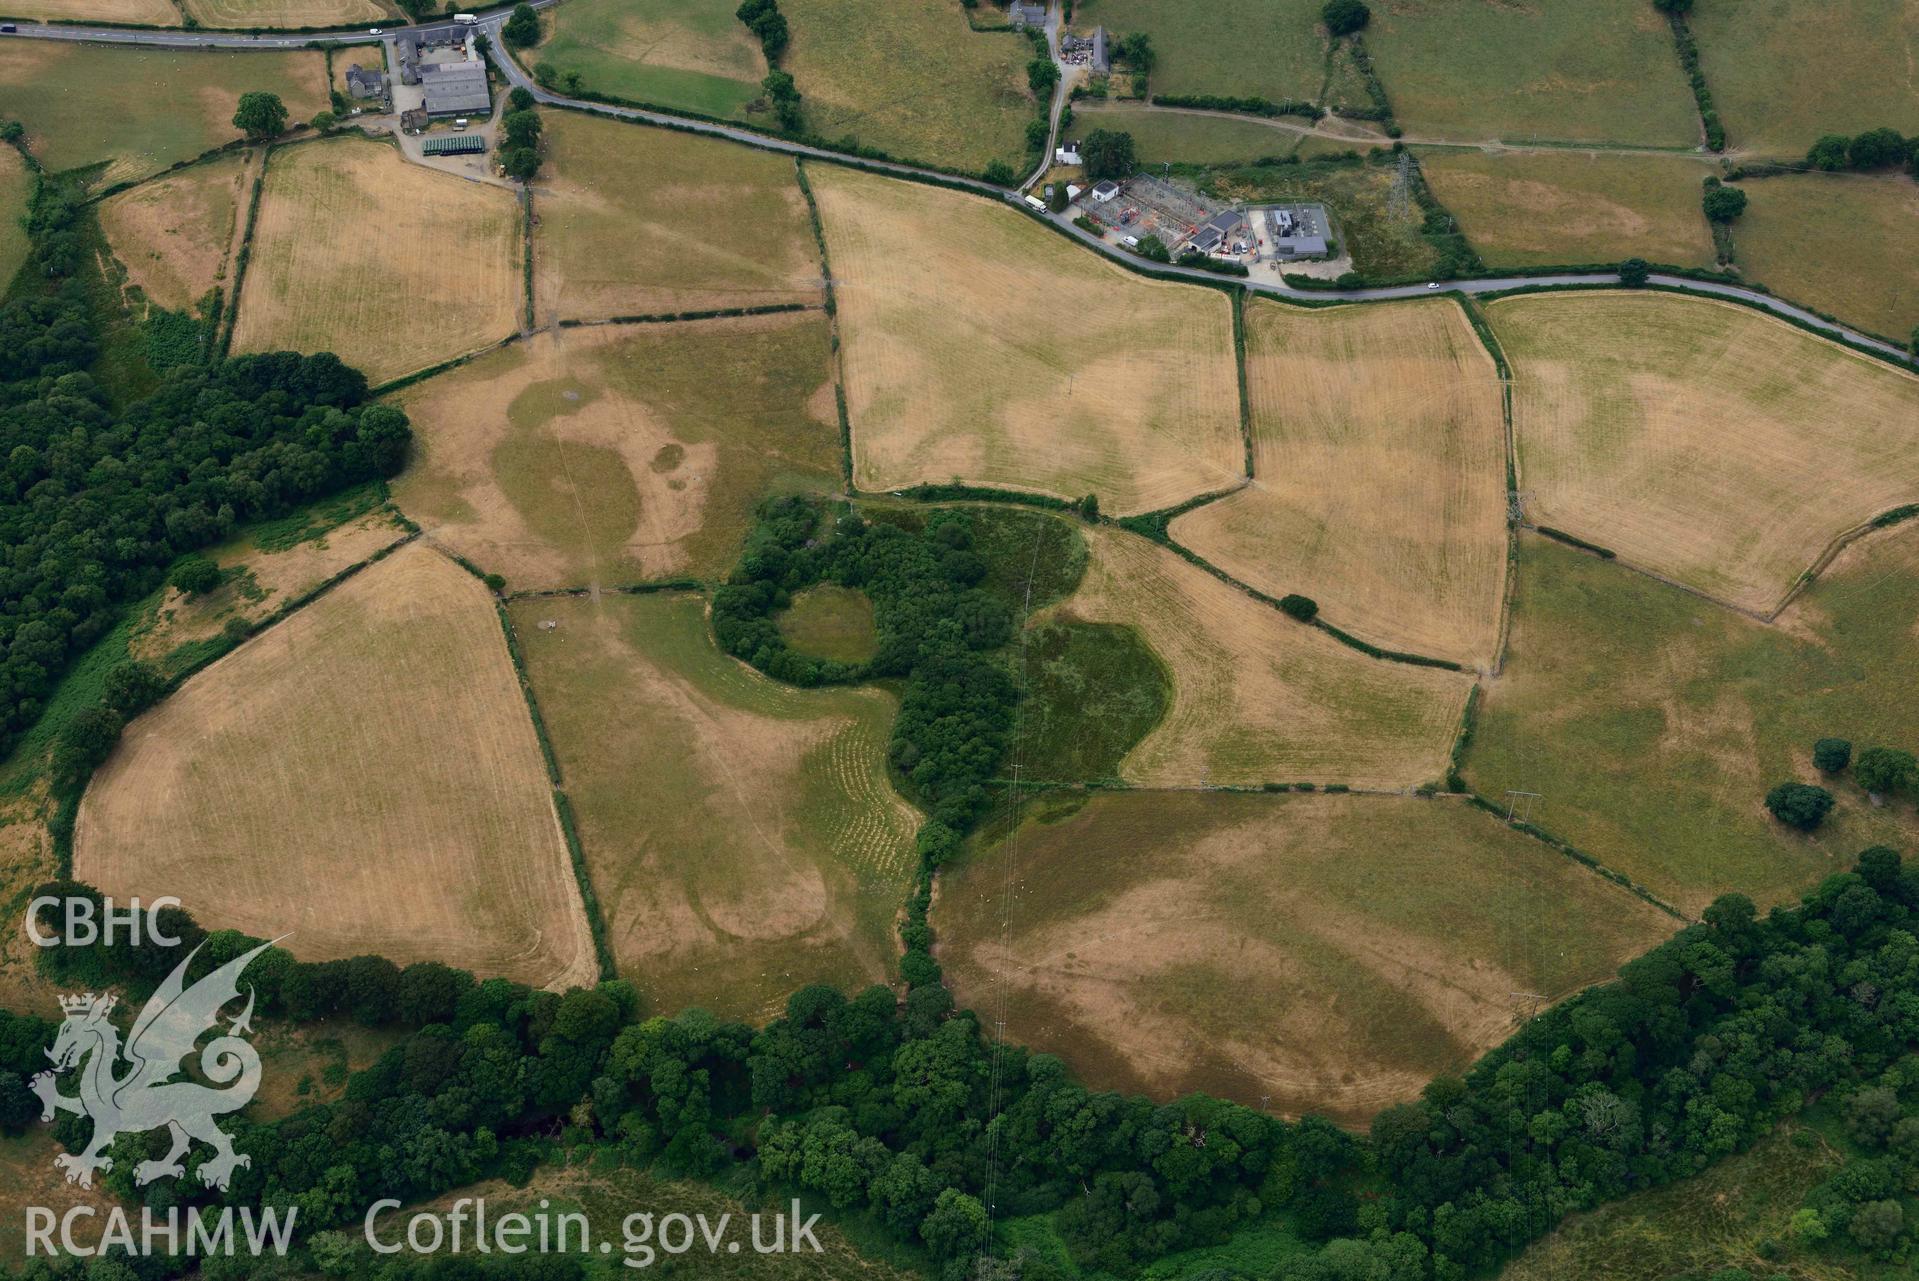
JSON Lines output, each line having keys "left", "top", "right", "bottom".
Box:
{"left": 1071, "top": 104, "right": 1306, "bottom": 164}
{"left": 75, "top": 543, "right": 599, "bottom": 990}
{"left": 780, "top": 0, "right": 1034, "bottom": 173}
{"left": 534, "top": 110, "right": 821, "bottom": 323}
{"left": 1502, "top": 1123, "right": 1853, "bottom": 1281}
{"left": 1045, "top": 526, "right": 1472, "bottom": 787}
{"left": 233, "top": 137, "right": 521, "bottom": 384}
{"left": 1203, "top": 156, "right": 1439, "bottom": 279}
{"left": 0, "top": 44, "right": 327, "bottom": 188}
{"left": 1417, "top": 148, "right": 1717, "bottom": 268}
{"left": 778, "top": 585, "right": 879, "bottom": 663}
{"left": 0, "top": 0, "right": 174, "bottom": 24}
{"left": 509, "top": 592, "right": 919, "bottom": 1022}
{"left": 1076, "top": 0, "right": 1336, "bottom": 105}
{"left": 534, "top": 0, "right": 766, "bottom": 119}
{"left": 1489, "top": 291, "right": 1919, "bottom": 614}
{"left": 939, "top": 790, "right": 1674, "bottom": 1123}
{"left": 1171, "top": 297, "right": 1508, "bottom": 667}
{"left": 181, "top": 0, "right": 389, "bottom": 28}
{"left": 1690, "top": 0, "right": 1919, "bottom": 155}
{"left": 0, "top": 144, "right": 29, "bottom": 291}
{"left": 810, "top": 164, "right": 1243, "bottom": 516}
{"left": 98, "top": 149, "right": 248, "bottom": 312}
{"left": 1465, "top": 531, "right": 1919, "bottom": 918}
{"left": 1732, "top": 173, "right": 1919, "bottom": 342}
{"left": 392, "top": 314, "right": 841, "bottom": 591}
{"left": 1365, "top": 0, "right": 1700, "bottom": 146}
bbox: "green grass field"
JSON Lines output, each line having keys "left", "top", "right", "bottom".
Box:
{"left": 0, "top": 44, "right": 328, "bottom": 189}
{"left": 1465, "top": 532, "right": 1919, "bottom": 918}
{"left": 1417, "top": 147, "right": 1717, "bottom": 267}
{"left": 509, "top": 591, "right": 920, "bottom": 1022}
{"left": 1365, "top": 0, "right": 1700, "bottom": 146}
{"left": 1010, "top": 619, "right": 1170, "bottom": 782}
{"left": 780, "top": 0, "right": 1035, "bottom": 173}
{"left": 1690, "top": 0, "right": 1919, "bottom": 155}
{"left": 1070, "top": 104, "right": 1309, "bottom": 164}
{"left": 940, "top": 790, "right": 1673, "bottom": 1122}
{"left": 1076, "top": 0, "right": 1335, "bottom": 105}
{"left": 1201, "top": 155, "right": 1437, "bottom": 278}
{"left": 533, "top": 0, "right": 767, "bottom": 119}
{"left": 778, "top": 585, "right": 879, "bottom": 663}
{"left": 1731, "top": 173, "right": 1919, "bottom": 342}
{"left": 0, "top": 145, "right": 29, "bottom": 291}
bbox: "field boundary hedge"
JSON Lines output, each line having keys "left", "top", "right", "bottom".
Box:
{"left": 553, "top": 301, "right": 818, "bottom": 329}
{"left": 1461, "top": 792, "right": 1687, "bottom": 920}
{"left": 793, "top": 159, "right": 854, "bottom": 488}
{"left": 1454, "top": 293, "right": 1520, "bottom": 676}
{"left": 1665, "top": 11, "right": 1725, "bottom": 151}
{"left": 1230, "top": 289, "right": 1253, "bottom": 476}
{"left": 213, "top": 143, "right": 269, "bottom": 359}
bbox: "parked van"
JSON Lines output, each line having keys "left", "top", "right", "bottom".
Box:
{"left": 1023, "top": 195, "right": 1047, "bottom": 213}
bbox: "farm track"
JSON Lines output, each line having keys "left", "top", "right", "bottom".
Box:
{"left": 6, "top": 8, "right": 1913, "bottom": 365}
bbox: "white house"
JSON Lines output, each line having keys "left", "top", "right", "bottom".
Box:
{"left": 1055, "top": 140, "right": 1081, "bottom": 166}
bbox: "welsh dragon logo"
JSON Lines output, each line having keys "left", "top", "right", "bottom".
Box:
{"left": 33, "top": 940, "right": 274, "bottom": 1190}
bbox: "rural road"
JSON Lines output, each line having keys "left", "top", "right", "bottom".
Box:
{"left": 7, "top": 9, "right": 1913, "bottom": 364}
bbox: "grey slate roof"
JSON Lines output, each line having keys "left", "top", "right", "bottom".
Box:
{"left": 421, "top": 60, "right": 491, "bottom": 116}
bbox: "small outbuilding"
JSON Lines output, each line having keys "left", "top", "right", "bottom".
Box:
{"left": 1089, "top": 179, "right": 1121, "bottom": 202}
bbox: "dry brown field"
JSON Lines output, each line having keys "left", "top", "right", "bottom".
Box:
{"left": 939, "top": 791, "right": 1675, "bottom": 1122}
{"left": 0, "top": 0, "right": 175, "bottom": 24}
{"left": 98, "top": 150, "right": 249, "bottom": 312}
{"left": 390, "top": 314, "right": 840, "bottom": 591}
{"left": 809, "top": 164, "right": 1243, "bottom": 515}
{"left": 75, "top": 543, "right": 597, "bottom": 990}
{"left": 508, "top": 592, "right": 919, "bottom": 1022}
{"left": 1046, "top": 526, "right": 1472, "bottom": 787}
{"left": 1418, "top": 148, "right": 1718, "bottom": 269}
{"left": 232, "top": 137, "right": 521, "bottom": 384}
{"left": 533, "top": 111, "right": 821, "bottom": 323}
{"left": 1489, "top": 291, "right": 1919, "bottom": 614}
{"left": 182, "top": 0, "right": 388, "bottom": 27}
{"left": 1171, "top": 298, "right": 1508, "bottom": 667}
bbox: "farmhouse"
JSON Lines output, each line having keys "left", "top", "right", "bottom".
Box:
{"left": 1060, "top": 27, "right": 1108, "bottom": 73}
{"left": 1008, "top": 2, "right": 1046, "bottom": 29}
{"left": 421, "top": 60, "right": 490, "bottom": 117}
{"left": 344, "top": 65, "right": 387, "bottom": 99}
{"left": 1055, "top": 139, "right": 1081, "bottom": 166}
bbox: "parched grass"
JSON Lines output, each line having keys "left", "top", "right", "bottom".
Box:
{"left": 1691, "top": 0, "right": 1919, "bottom": 156}
{"left": 509, "top": 592, "right": 920, "bottom": 1023}
{"left": 1010, "top": 619, "right": 1170, "bottom": 782}
{"left": 533, "top": 110, "right": 821, "bottom": 323}
{"left": 391, "top": 314, "right": 841, "bottom": 591}
{"left": 1464, "top": 531, "right": 1919, "bottom": 919}
{"left": 534, "top": 0, "right": 766, "bottom": 120}
{"left": 0, "top": 0, "right": 174, "bottom": 24}
{"left": 233, "top": 136, "right": 521, "bottom": 384}
{"left": 1044, "top": 526, "right": 1473, "bottom": 788}
{"left": 1070, "top": 104, "right": 1306, "bottom": 165}
{"left": 778, "top": 585, "right": 880, "bottom": 663}
{"left": 780, "top": 0, "right": 1035, "bottom": 173}
{"left": 1171, "top": 297, "right": 1509, "bottom": 667}
{"left": 0, "top": 144, "right": 29, "bottom": 292}
{"left": 1489, "top": 291, "right": 1919, "bottom": 614}
{"left": 939, "top": 790, "right": 1674, "bottom": 1122}
{"left": 97, "top": 149, "right": 247, "bottom": 312}
{"left": 1076, "top": 0, "right": 1335, "bottom": 105}
{"left": 1417, "top": 147, "right": 1718, "bottom": 268}
{"left": 811, "top": 164, "right": 1243, "bottom": 516}
{"left": 1502, "top": 1123, "right": 1853, "bottom": 1281}
{"left": 0, "top": 44, "right": 327, "bottom": 189}
{"left": 1732, "top": 173, "right": 1919, "bottom": 342}
{"left": 1365, "top": 0, "right": 1700, "bottom": 146}
{"left": 75, "top": 543, "right": 599, "bottom": 990}
{"left": 181, "top": 0, "right": 389, "bottom": 29}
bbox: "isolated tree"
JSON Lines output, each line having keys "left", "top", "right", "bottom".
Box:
{"left": 1651, "top": 0, "right": 1693, "bottom": 12}
{"left": 170, "top": 554, "right": 221, "bottom": 595}
{"left": 1806, "top": 133, "right": 1851, "bottom": 170}
{"left": 508, "top": 86, "right": 535, "bottom": 112}
{"left": 102, "top": 661, "right": 168, "bottom": 717}
{"left": 531, "top": 61, "right": 557, "bottom": 89}
{"left": 1701, "top": 183, "right": 1747, "bottom": 222}
{"left": 1765, "top": 781, "right": 1834, "bottom": 831}
{"left": 502, "top": 108, "right": 542, "bottom": 149}
{"left": 1047, "top": 182, "right": 1069, "bottom": 213}
{"left": 1854, "top": 747, "right": 1916, "bottom": 798}
{"left": 1813, "top": 737, "right": 1853, "bottom": 773}
{"left": 1280, "top": 594, "right": 1319, "bottom": 622}
{"left": 1028, "top": 55, "right": 1059, "bottom": 96}
{"left": 1618, "top": 257, "right": 1650, "bottom": 286}
{"left": 1846, "top": 126, "right": 1907, "bottom": 169}
{"left": 1080, "top": 128, "right": 1136, "bottom": 179}
{"left": 231, "top": 91, "right": 289, "bottom": 141}
{"left": 502, "top": 3, "right": 539, "bottom": 48}
{"left": 1322, "top": 0, "right": 1370, "bottom": 35}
